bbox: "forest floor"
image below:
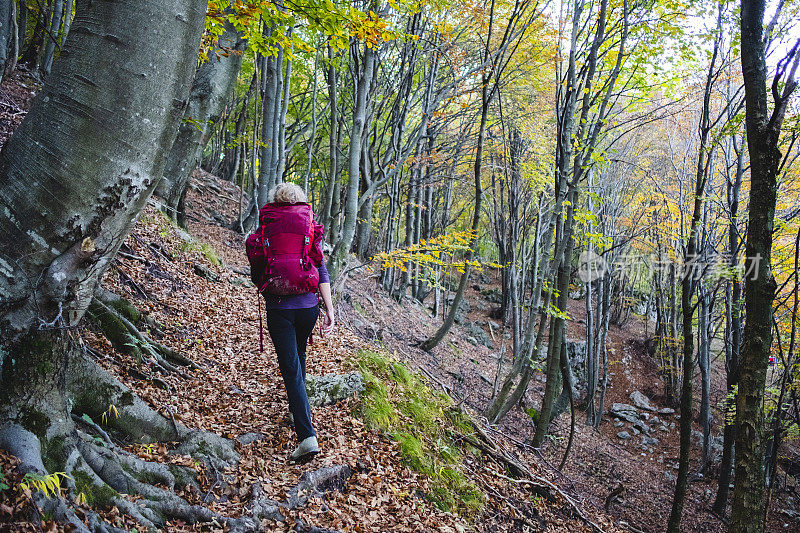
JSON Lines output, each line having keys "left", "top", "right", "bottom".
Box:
{"left": 1, "top": 70, "right": 799, "bottom": 532}
{"left": 1, "top": 166, "right": 620, "bottom": 532}
{"left": 338, "top": 261, "right": 800, "bottom": 533}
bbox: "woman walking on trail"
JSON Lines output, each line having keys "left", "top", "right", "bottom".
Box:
{"left": 246, "top": 182, "right": 335, "bottom": 462}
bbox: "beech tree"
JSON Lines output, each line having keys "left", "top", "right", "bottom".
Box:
{"left": 0, "top": 1, "right": 260, "bottom": 529}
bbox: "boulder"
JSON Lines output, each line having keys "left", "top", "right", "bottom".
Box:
{"left": 480, "top": 288, "right": 503, "bottom": 304}
{"left": 450, "top": 297, "right": 472, "bottom": 324}
{"left": 630, "top": 390, "right": 656, "bottom": 411}
{"left": 610, "top": 403, "right": 640, "bottom": 423}
{"left": 305, "top": 373, "right": 365, "bottom": 407}
{"left": 617, "top": 431, "right": 631, "bottom": 440}
{"left": 464, "top": 322, "right": 493, "bottom": 348}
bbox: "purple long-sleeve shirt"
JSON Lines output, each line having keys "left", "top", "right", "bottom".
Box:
{"left": 263, "top": 259, "right": 330, "bottom": 310}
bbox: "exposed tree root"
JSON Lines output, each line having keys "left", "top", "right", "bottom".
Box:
{"left": 87, "top": 288, "right": 199, "bottom": 377}
{"left": 2, "top": 323, "right": 356, "bottom": 533}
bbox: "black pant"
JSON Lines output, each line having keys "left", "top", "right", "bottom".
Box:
{"left": 266, "top": 306, "right": 319, "bottom": 440}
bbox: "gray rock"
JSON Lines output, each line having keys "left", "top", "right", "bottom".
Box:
{"left": 194, "top": 262, "right": 220, "bottom": 282}
{"left": 229, "top": 276, "right": 252, "bottom": 287}
{"left": 237, "top": 432, "right": 266, "bottom": 445}
{"left": 650, "top": 416, "right": 661, "bottom": 425}
{"left": 305, "top": 373, "right": 365, "bottom": 407}
{"left": 665, "top": 471, "right": 675, "bottom": 482}
{"left": 633, "top": 419, "right": 650, "bottom": 434}
{"left": 630, "top": 390, "right": 656, "bottom": 411}
{"left": 480, "top": 288, "right": 503, "bottom": 304}
{"left": 659, "top": 407, "right": 675, "bottom": 415}
{"left": 449, "top": 297, "right": 471, "bottom": 323}
{"left": 614, "top": 421, "right": 625, "bottom": 428}
{"left": 642, "top": 437, "right": 659, "bottom": 446}
{"left": 617, "top": 431, "right": 632, "bottom": 440}
{"left": 464, "top": 322, "right": 493, "bottom": 348}
{"left": 632, "top": 428, "right": 641, "bottom": 435}
{"left": 610, "top": 403, "right": 640, "bottom": 422}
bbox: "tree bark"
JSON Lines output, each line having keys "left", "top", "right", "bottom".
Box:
{"left": 0, "top": 0, "right": 207, "bottom": 497}
{"left": 730, "top": 0, "right": 799, "bottom": 528}
{"left": 329, "top": 39, "right": 375, "bottom": 279}
{"left": 156, "top": 20, "right": 245, "bottom": 227}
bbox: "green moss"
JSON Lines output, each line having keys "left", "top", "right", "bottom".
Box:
{"left": 524, "top": 407, "right": 540, "bottom": 424}
{"left": 353, "top": 301, "right": 365, "bottom": 316}
{"left": 179, "top": 240, "right": 222, "bottom": 267}
{"left": 132, "top": 469, "right": 163, "bottom": 486}
{"left": 106, "top": 297, "right": 142, "bottom": 324}
{"left": 120, "top": 391, "right": 135, "bottom": 408}
{"left": 73, "top": 471, "right": 118, "bottom": 509}
{"left": 87, "top": 302, "right": 142, "bottom": 361}
{"left": 42, "top": 436, "right": 67, "bottom": 474}
{"left": 168, "top": 465, "right": 198, "bottom": 488}
{"left": 353, "top": 349, "right": 485, "bottom": 518}
{"left": 394, "top": 432, "right": 428, "bottom": 472}
{"left": 198, "top": 243, "right": 222, "bottom": 267}
{"left": 20, "top": 407, "right": 49, "bottom": 440}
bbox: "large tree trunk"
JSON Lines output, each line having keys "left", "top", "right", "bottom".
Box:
{"left": 730, "top": 0, "right": 798, "bottom": 529}
{"left": 155, "top": 20, "right": 245, "bottom": 227}
{"left": 0, "top": 1, "right": 251, "bottom": 529}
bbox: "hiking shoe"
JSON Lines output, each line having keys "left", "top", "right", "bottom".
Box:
{"left": 290, "top": 436, "right": 319, "bottom": 462}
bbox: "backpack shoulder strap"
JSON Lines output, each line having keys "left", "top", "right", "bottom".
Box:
{"left": 303, "top": 209, "right": 314, "bottom": 262}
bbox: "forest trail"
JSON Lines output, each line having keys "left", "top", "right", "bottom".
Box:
{"left": 0, "top": 161, "right": 617, "bottom": 531}
{"left": 75, "top": 174, "right": 476, "bottom": 532}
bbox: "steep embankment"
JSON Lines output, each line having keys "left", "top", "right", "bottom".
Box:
{"left": 338, "top": 255, "right": 800, "bottom": 531}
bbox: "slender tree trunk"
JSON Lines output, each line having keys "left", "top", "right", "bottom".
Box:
{"left": 40, "top": 0, "right": 64, "bottom": 75}
{"left": 713, "top": 135, "right": 744, "bottom": 515}
{"left": 329, "top": 39, "right": 375, "bottom": 279}
{"left": 730, "top": 0, "right": 798, "bottom": 527}
{"left": 667, "top": 10, "right": 720, "bottom": 528}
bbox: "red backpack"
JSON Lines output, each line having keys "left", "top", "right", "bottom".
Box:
{"left": 245, "top": 202, "right": 323, "bottom": 296}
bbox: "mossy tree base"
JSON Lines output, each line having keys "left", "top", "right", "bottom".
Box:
{"left": 0, "top": 327, "right": 264, "bottom": 532}
{"left": 87, "top": 288, "right": 199, "bottom": 380}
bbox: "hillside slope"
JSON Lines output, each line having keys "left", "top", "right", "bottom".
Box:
{"left": 1, "top": 166, "right": 617, "bottom": 532}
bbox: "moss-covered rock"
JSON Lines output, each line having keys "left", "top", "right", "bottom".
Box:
{"left": 305, "top": 372, "right": 365, "bottom": 407}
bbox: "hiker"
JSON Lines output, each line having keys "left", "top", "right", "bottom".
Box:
{"left": 246, "top": 182, "right": 335, "bottom": 462}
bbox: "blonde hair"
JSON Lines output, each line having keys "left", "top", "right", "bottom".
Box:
{"left": 268, "top": 182, "right": 307, "bottom": 204}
